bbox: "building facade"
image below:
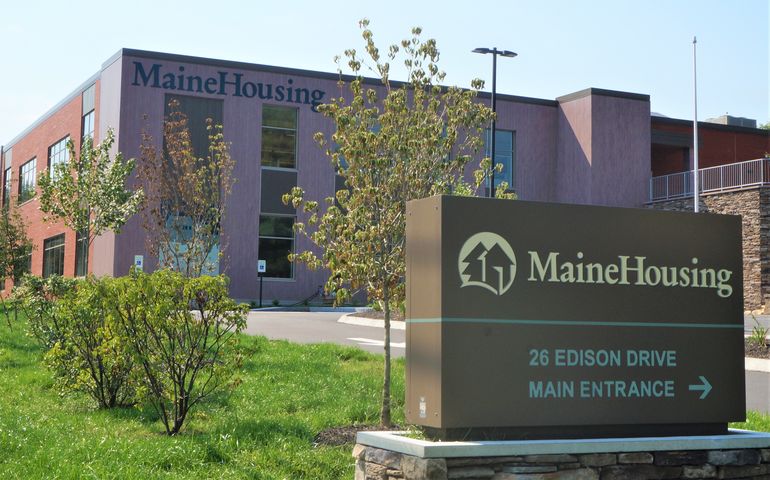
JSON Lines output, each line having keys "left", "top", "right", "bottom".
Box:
{"left": 1, "top": 49, "right": 767, "bottom": 303}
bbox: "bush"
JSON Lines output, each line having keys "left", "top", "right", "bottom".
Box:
{"left": 45, "top": 276, "right": 136, "bottom": 408}
{"left": 109, "top": 270, "right": 248, "bottom": 435}
{"left": 14, "top": 275, "right": 78, "bottom": 348}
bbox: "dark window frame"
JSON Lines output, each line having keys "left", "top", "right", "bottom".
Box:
{"left": 42, "top": 233, "right": 65, "bottom": 278}
{"left": 484, "top": 128, "right": 516, "bottom": 192}
{"left": 75, "top": 229, "right": 88, "bottom": 277}
{"left": 2, "top": 167, "right": 10, "bottom": 209}
{"left": 258, "top": 214, "right": 295, "bottom": 279}
{"left": 82, "top": 110, "right": 95, "bottom": 141}
{"left": 48, "top": 135, "right": 70, "bottom": 176}
{"left": 261, "top": 105, "right": 298, "bottom": 170}
{"left": 18, "top": 158, "right": 36, "bottom": 203}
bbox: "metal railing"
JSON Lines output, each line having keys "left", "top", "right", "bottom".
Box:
{"left": 650, "top": 158, "right": 770, "bottom": 202}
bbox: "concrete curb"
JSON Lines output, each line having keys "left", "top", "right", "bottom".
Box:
{"left": 746, "top": 357, "right": 770, "bottom": 373}
{"left": 339, "top": 314, "right": 406, "bottom": 330}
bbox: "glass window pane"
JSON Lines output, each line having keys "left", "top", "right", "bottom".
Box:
{"left": 484, "top": 129, "right": 515, "bottom": 190}
{"left": 48, "top": 137, "right": 70, "bottom": 176}
{"left": 261, "top": 129, "right": 296, "bottom": 168}
{"left": 3, "top": 168, "right": 10, "bottom": 208}
{"left": 259, "top": 216, "right": 294, "bottom": 237}
{"left": 43, "top": 234, "right": 65, "bottom": 278}
{"left": 82, "top": 110, "right": 95, "bottom": 140}
{"left": 261, "top": 105, "right": 297, "bottom": 169}
{"left": 75, "top": 229, "right": 88, "bottom": 276}
{"left": 263, "top": 105, "right": 297, "bottom": 129}
{"left": 258, "top": 238, "right": 293, "bottom": 278}
{"left": 19, "top": 158, "right": 36, "bottom": 203}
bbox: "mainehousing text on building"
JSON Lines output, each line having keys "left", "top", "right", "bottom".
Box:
{"left": 1, "top": 49, "right": 768, "bottom": 305}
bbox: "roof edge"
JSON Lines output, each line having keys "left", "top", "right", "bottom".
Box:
{"left": 557, "top": 87, "right": 650, "bottom": 104}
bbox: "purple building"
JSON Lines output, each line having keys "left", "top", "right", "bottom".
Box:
{"left": 1, "top": 49, "right": 653, "bottom": 302}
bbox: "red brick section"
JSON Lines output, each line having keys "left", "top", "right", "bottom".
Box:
{"left": 0, "top": 80, "right": 100, "bottom": 293}
{"left": 652, "top": 119, "right": 770, "bottom": 176}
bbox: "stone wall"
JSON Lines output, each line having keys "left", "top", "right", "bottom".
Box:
{"left": 649, "top": 188, "right": 770, "bottom": 311}
{"left": 353, "top": 445, "right": 770, "bottom": 480}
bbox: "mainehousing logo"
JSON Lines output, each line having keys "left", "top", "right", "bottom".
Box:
{"left": 458, "top": 233, "right": 517, "bottom": 295}
{"left": 458, "top": 232, "right": 735, "bottom": 298}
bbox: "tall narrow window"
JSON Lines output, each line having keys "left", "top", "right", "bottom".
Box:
{"left": 484, "top": 129, "right": 516, "bottom": 192}
{"left": 48, "top": 136, "right": 70, "bottom": 176}
{"left": 18, "top": 158, "right": 36, "bottom": 203}
{"left": 2, "top": 167, "right": 10, "bottom": 209}
{"left": 75, "top": 229, "right": 88, "bottom": 277}
{"left": 258, "top": 215, "right": 294, "bottom": 278}
{"left": 43, "top": 234, "right": 65, "bottom": 278}
{"left": 82, "top": 83, "right": 96, "bottom": 140}
{"left": 82, "top": 110, "right": 95, "bottom": 140}
{"left": 261, "top": 106, "right": 297, "bottom": 169}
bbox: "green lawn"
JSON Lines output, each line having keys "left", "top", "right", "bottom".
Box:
{"left": 0, "top": 316, "right": 404, "bottom": 479}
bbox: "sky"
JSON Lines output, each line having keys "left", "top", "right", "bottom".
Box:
{"left": 0, "top": 0, "right": 768, "bottom": 145}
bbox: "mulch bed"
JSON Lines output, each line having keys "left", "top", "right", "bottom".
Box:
{"left": 746, "top": 338, "right": 770, "bottom": 359}
{"left": 313, "top": 424, "right": 402, "bottom": 447}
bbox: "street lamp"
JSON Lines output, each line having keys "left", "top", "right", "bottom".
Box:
{"left": 473, "top": 47, "right": 517, "bottom": 198}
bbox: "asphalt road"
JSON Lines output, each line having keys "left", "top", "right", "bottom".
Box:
{"left": 245, "top": 311, "right": 770, "bottom": 414}
{"left": 244, "top": 311, "right": 405, "bottom": 357}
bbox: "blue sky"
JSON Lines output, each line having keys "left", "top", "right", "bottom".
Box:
{"left": 1, "top": 0, "right": 768, "bottom": 145}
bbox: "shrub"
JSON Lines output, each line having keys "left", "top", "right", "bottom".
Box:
{"left": 14, "top": 275, "right": 78, "bottom": 348}
{"left": 45, "top": 276, "right": 136, "bottom": 408}
{"left": 109, "top": 270, "right": 248, "bottom": 435}
{"left": 750, "top": 314, "right": 769, "bottom": 348}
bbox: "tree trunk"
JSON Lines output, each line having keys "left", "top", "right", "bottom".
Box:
{"left": 381, "top": 281, "right": 392, "bottom": 428}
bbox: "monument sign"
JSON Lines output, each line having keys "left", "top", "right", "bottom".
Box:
{"left": 405, "top": 195, "right": 745, "bottom": 440}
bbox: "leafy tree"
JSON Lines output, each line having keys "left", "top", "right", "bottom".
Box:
{"left": 759, "top": 121, "right": 769, "bottom": 130}
{"left": 0, "top": 205, "right": 33, "bottom": 324}
{"left": 38, "top": 129, "right": 144, "bottom": 274}
{"left": 0, "top": 205, "right": 33, "bottom": 284}
{"left": 284, "top": 20, "right": 507, "bottom": 426}
{"left": 138, "top": 101, "right": 235, "bottom": 277}
{"left": 109, "top": 270, "right": 247, "bottom": 435}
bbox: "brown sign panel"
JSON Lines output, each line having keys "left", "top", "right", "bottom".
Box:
{"left": 405, "top": 196, "right": 745, "bottom": 440}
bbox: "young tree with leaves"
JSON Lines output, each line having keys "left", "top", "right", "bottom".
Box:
{"left": 284, "top": 20, "right": 509, "bottom": 427}
{"left": 38, "top": 129, "right": 144, "bottom": 274}
{"left": 0, "top": 205, "right": 33, "bottom": 323}
{"left": 138, "top": 100, "right": 235, "bottom": 277}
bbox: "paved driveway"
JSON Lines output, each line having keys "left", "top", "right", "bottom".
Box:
{"left": 244, "top": 310, "right": 405, "bottom": 357}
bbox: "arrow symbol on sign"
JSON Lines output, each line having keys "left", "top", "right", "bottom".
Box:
{"left": 688, "top": 376, "right": 712, "bottom": 400}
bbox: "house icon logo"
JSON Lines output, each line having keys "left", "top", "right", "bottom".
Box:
{"left": 458, "top": 232, "right": 517, "bottom": 295}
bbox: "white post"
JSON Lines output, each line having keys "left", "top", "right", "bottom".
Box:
{"left": 693, "top": 36, "right": 700, "bottom": 213}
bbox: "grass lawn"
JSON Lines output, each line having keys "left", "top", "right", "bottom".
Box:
{"left": 0, "top": 316, "right": 404, "bottom": 479}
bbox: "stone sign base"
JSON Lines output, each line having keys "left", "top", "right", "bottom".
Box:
{"left": 354, "top": 430, "right": 770, "bottom": 480}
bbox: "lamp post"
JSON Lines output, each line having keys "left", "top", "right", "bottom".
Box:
{"left": 473, "top": 47, "right": 517, "bottom": 198}
{"left": 692, "top": 36, "right": 699, "bottom": 213}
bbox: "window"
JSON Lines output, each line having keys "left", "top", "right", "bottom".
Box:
{"left": 165, "top": 94, "right": 224, "bottom": 158}
{"left": 2, "top": 167, "right": 10, "bottom": 209}
{"left": 48, "top": 136, "right": 70, "bottom": 176}
{"left": 484, "top": 129, "right": 515, "bottom": 192}
{"left": 261, "top": 105, "right": 297, "bottom": 169}
{"left": 43, "top": 234, "right": 65, "bottom": 278}
{"left": 82, "top": 110, "right": 95, "bottom": 140}
{"left": 82, "top": 83, "right": 96, "bottom": 140}
{"left": 258, "top": 215, "right": 294, "bottom": 278}
{"left": 18, "top": 158, "right": 36, "bottom": 203}
{"left": 75, "top": 229, "right": 88, "bottom": 277}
